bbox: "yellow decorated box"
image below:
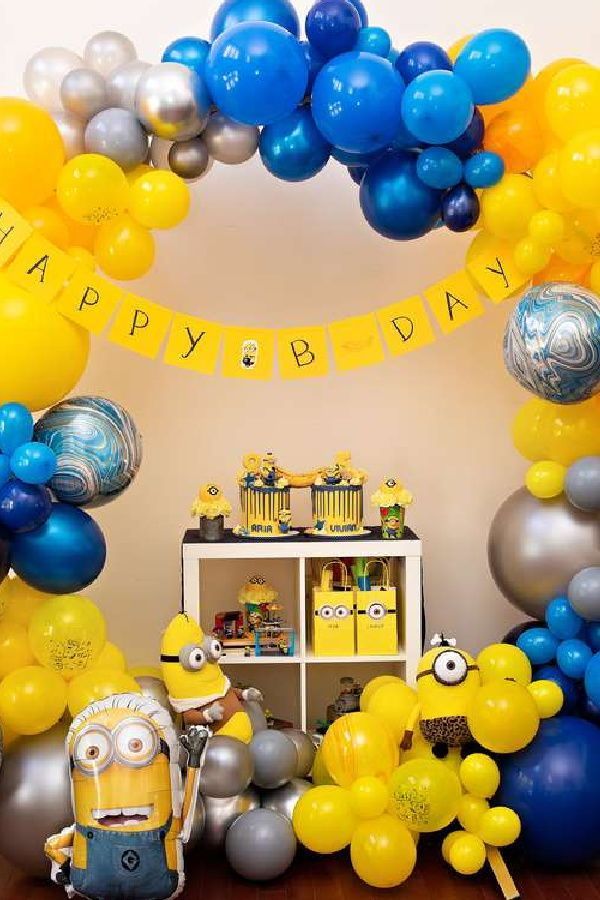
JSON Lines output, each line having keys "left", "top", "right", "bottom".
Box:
{"left": 355, "top": 560, "right": 398, "bottom": 656}
{"left": 312, "top": 561, "right": 355, "bottom": 657}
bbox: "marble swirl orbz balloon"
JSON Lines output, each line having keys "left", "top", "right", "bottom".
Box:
{"left": 33, "top": 396, "right": 142, "bottom": 508}
{"left": 504, "top": 282, "right": 600, "bottom": 405}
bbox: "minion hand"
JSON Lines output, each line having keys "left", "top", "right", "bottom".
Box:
{"left": 204, "top": 701, "right": 225, "bottom": 723}
{"left": 180, "top": 725, "right": 210, "bottom": 769}
{"left": 242, "top": 687, "right": 263, "bottom": 702}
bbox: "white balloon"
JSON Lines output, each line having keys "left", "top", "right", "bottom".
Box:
{"left": 52, "top": 111, "right": 86, "bottom": 159}
{"left": 84, "top": 31, "right": 136, "bottom": 77}
{"left": 106, "top": 60, "right": 150, "bottom": 113}
{"left": 24, "top": 47, "right": 83, "bottom": 110}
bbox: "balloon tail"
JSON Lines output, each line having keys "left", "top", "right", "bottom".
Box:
{"left": 486, "top": 847, "right": 520, "bottom": 900}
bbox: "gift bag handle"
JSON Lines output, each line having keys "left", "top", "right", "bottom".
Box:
{"left": 364, "top": 558, "right": 390, "bottom": 590}
{"left": 320, "top": 559, "right": 350, "bottom": 591}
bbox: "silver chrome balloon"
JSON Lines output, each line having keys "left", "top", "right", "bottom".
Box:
{"left": 24, "top": 47, "right": 83, "bottom": 110}
{"left": 566, "top": 456, "right": 600, "bottom": 512}
{"left": 106, "top": 60, "right": 151, "bottom": 113}
{"left": 85, "top": 107, "right": 148, "bottom": 170}
{"left": 84, "top": 31, "right": 137, "bottom": 77}
{"left": 198, "top": 735, "right": 253, "bottom": 798}
{"left": 202, "top": 112, "right": 259, "bottom": 165}
{"left": 250, "top": 729, "right": 297, "bottom": 789}
{"left": 168, "top": 137, "right": 211, "bottom": 179}
{"left": 200, "top": 788, "right": 260, "bottom": 849}
{"left": 261, "top": 777, "right": 311, "bottom": 821}
{"left": 52, "top": 111, "right": 86, "bottom": 160}
{"left": 568, "top": 566, "right": 600, "bottom": 621}
{"left": 282, "top": 728, "right": 316, "bottom": 778}
{"left": 60, "top": 67, "right": 108, "bottom": 120}
{"left": 135, "top": 63, "right": 209, "bottom": 141}
{"left": 148, "top": 135, "right": 173, "bottom": 170}
{"left": 225, "top": 808, "right": 297, "bottom": 881}
{"left": 488, "top": 488, "right": 600, "bottom": 619}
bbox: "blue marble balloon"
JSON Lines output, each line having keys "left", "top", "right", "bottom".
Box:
{"left": 504, "top": 283, "right": 600, "bottom": 405}
{"left": 33, "top": 396, "right": 142, "bottom": 508}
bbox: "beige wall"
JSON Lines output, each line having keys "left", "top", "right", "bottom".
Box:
{"left": 3, "top": 0, "right": 597, "bottom": 665}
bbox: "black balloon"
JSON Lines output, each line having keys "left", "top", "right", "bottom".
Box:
{"left": 502, "top": 620, "right": 542, "bottom": 645}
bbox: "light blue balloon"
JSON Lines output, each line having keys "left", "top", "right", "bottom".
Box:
{"left": 206, "top": 22, "right": 308, "bottom": 126}
{"left": 464, "top": 150, "right": 504, "bottom": 188}
{"left": 401, "top": 70, "right": 473, "bottom": 145}
{"left": 355, "top": 26, "right": 390, "bottom": 58}
{"left": 359, "top": 150, "right": 441, "bottom": 240}
{"left": 557, "top": 639, "right": 593, "bottom": 680}
{"left": 10, "top": 443, "right": 57, "bottom": 486}
{"left": 210, "top": 0, "right": 300, "bottom": 40}
{"left": 260, "top": 107, "right": 330, "bottom": 181}
{"left": 517, "top": 627, "right": 559, "bottom": 665}
{"left": 0, "top": 403, "right": 33, "bottom": 455}
{"left": 416, "top": 147, "right": 462, "bottom": 189}
{"left": 545, "top": 596, "right": 584, "bottom": 641}
{"left": 584, "top": 651, "right": 600, "bottom": 707}
{"left": 162, "top": 37, "right": 211, "bottom": 79}
{"left": 0, "top": 454, "right": 10, "bottom": 488}
{"left": 454, "top": 28, "right": 530, "bottom": 105}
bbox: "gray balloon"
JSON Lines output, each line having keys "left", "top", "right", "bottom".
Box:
{"left": 135, "top": 675, "right": 170, "bottom": 711}
{"left": 52, "top": 111, "right": 86, "bottom": 159}
{"left": 225, "top": 808, "right": 296, "bottom": 881}
{"left": 488, "top": 488, "right": 600, "bottom": 618}
{"left": 24, "top": 47, "right": 84, "bottom": 111}
{"left": 84, "top": 31, "right": 137, "bottom": 77}
{"left": 250, "top": 729, "right": 297, "bottom": 790}
{"left": 200, "top": 788, "right": 260, "bottom": 849}
{"left": 136, "top": 63, "right": 209, "bottom": 141}
{"left": 85, "top": 107, "right": 148, "bottom": 170}
{"left": 148, "top": 136, "right": 173, "bottom": 170}
{"left": 261, "top": 778, "right": 311, "bottom": 821}
{"left": 203, "top": 112, "right": 259, "bottom": 165}
{"left": 566, "top": 457, "right": 600, "bottom": 512}
{"left": 60, "top": 68, "right": 108, "bottom": 120}
{"left": 184, "top": 792, "right": 206, "bottom": 854}
{"left": 168, "top": 137, "right": 211, "bottom": 179}
{"left": 243, "top": 699, "right": 268, "bottom": 734}
{"left": 106, "top": 60, "right": 151, "bottom": 113}
{"left": 0, "top": 722, "right": 72, "bottom": 878}
{"left": 198, "top": 736, "right": 253, "bottom": 798}
{"left": 568, "top": 567, "right": 600, "bottom": 621}
{"left": 282, "top": 729, "right": 316, "bottom": 778}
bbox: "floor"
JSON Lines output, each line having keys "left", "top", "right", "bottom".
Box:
{"left": 0, "top": 844, "right": 598, "bottom": 900}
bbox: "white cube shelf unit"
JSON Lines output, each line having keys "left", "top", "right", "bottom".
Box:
{"left": 181, "top": 527, "right": 423, "bottom": 732}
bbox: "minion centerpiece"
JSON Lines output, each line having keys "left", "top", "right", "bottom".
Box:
{"left": 161, "top": 614, "right": 261, "bottom": 744}
{"left": 45, "top": 693, "right": 209, "bottom": 900}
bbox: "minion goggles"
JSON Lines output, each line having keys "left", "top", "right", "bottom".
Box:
{"left": 160, "top": 635, "right": 224, "bottom": 671}
{"left": 70, "top": 717, "right": 170, "bottom": 774}
{"left": 416, "top": 649, "right": 479, "bottom": 686}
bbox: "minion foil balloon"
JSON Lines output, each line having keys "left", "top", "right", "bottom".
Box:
{"left": 44, "top": 693, "right": 209, "bottom": 900}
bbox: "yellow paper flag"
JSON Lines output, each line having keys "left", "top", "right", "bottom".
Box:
{"left": 466, "top": 232, "right": 529, "bottom": 303}
{"left": 328, "top": 313, "right": 385, "bottom": 371}
{"left": 7, "top": 232, "right": 76, "bottom": 302}
{"left": 0, "top": 198, "right": 33, "bottom": 268}
{"left": 55, "top": 268, "right": 124, "bottom": 334}
{"left": 377, "top": 295, "right": 436, "bottom": 356}
{"left": 108, "top": 293, "right": 173, "bottom": 359}
{"left": 222, "top": 326, "right": 275, "bottom": 380}
{"left": 164, "top": 313, "right": 223, "bottom": 375}
{"left": 424, "top": 270, "right": 485, "bottom": 335}
{"left": 278, "top": 326, "right": 329, "bottom": 379}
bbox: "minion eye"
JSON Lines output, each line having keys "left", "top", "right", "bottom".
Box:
{"left": 208, "top": 485, "right": 218, "bottom": 496}
{"left": 433, "top": 650, "right": 468, "bottom": 685}
{"left": 335, "top": 605, "right": 350, "bottom": 619}
{"left": 319, "top": 605, "right": 334, "bottom": 620}
{"left": 73, "top": 726, "right": 112, "bottom": 774}
{"left": 180, "top": 644, "right": 206, "bottom": 671}
{"left": 204, "top": 637, "right": 224, "bottom": 661}
{"left": 386, "top": 479, "right": 397, "bottom": 487}
{"left": 367, "top": 602, "right": 386, "bottom": 621}
{"left": 115, "top": 720, "right": 158, "bottom": 767}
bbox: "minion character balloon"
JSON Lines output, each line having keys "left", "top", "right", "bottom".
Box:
{"left": 161, "top": 613, "right": 261, "bottom": 744}
{"left": 44, "top": 693, "right": 209, "bottom": 900}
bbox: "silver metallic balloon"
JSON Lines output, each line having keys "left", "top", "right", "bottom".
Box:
{"left": 52, "top": 111, "right": 86, "bottom": 160}
{"left": 184, "top": 792, "right": 206, "bottom": 854}
{"left": 243, "top": 699, "right": 268, "bottom": 734}
{"left": 24, "top": 47, "right": 84, "bottom": 110}
{"left": 106, "top": 60, "right": 151, "bottom": 113}
{"left": 566, "top": 457, "right": 600, "bottom": 512}
{"left": 60, "top": 67, "right": 108, "bottom": 120}
{"left": 282, "top": 729, "right": 316, "bottom": 778}
{"left": 202, "top": 112, "right": 259, "bottom": 164}
{"left": 168, "top": 137, "right": 211, "bottom": 179}
{"left": 225, "top": 808, "right": 297, "bottom": 881}
{"left": 198, "top": 736, "right": 253, "bottom": 798}
{"left": 135, "top": 63, "right": 210, "bottom": 141}
{"left": 0, "top": 722, "right": 72, "bottom": 878}
{"left": 250, "top": 729, "right": 297, "bottom": 789}
{"left": 84, "top": 31, "right": 137, "bottom": 77}
{"left": 199, "top": 788, "right": 260, "bottom": 849}
{"left": 261, "top": 777, "right": 311, "bottom": 821}
{"left": 488, "top": 488, "right": 600, "bottom": 619}
{"left": 85, "top": 107, "right": 148, "bottom": 170}
{"left": 568, "top": 567, "right": 600, "bottom": 621}
{"left": 148, "top": 136, "right": 173, "bottom": 170}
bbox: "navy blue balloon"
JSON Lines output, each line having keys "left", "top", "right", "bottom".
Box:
{"left": 401, "top": 70, "right": 473, "bottom": 145}
{"left": 585, "top": 651, "right": 600, "bottom": 707}
{"left": 581, "top": 695, "right": 600, "bottom": 724}
{"left": 0, "top": 403, "right": 33, "bottom": 455}
{"left": 330, "top": 146, "right": 382, "bottom": 166}
{"left": 586, "top": 621, "right": 600, "bottom": 651}
{"left": 306, "top": 0, "right": 360, "bottom": 60}
{"left": 455, "top": 29, "right": 530, "bottom": 105}
{"left": 441, "top": 183, "right": 480, "bottom": 232}
{"left": 0, "top": 454, "right": 10, "bottom": 488}
{"left": 498, "top": 717, "right": 600, "bottom": 866}
{"left": 348, "top": 165, "right": 366, "bottom": 184}
{"left": 210, "top": 0, "right": 300, "bottom": 40}
{"left": 312, "top": 51, "right": 404, "bottom": 153}
{"left": 464, "top": 150, "right": 504, "bottom": 188}
{"left": 162, "top": 37, "right": 211, "bottom": 79}
{"left": 355, "top": 27, "right": 390, "bottom": 58}
{"left": 10, "top": 442, "right": 57, "bottom": 486}
{"left": 11, "top": 502, "right": 106, "bottom": 594}
{"left": 347, "top": 0, "right": 367, "bottom": 26}
{"left": 416, "top": 147, "right": 462, "bottom": 189}
{"left": 0, "top": 480, "right": 52, "bottom": 534}
{"left": 301, "top": 41, "right": 325, "bottom": 92}
{"left": 534, "top": 664, "right": 580, "bottom": 713}
{"left": 260, "top": 107, "right": 330, "bottom": 181}
{"left": 360, "top": 150, "right": 441, "bottom": 240}
{"left": 395, "top": 40, "right": 452, "bottom": 84}
{"left": 445, "top": 108, "right": 484, "bottom": 157}
{"left": 206, "top": 22, "right": 308, "bottom": 126}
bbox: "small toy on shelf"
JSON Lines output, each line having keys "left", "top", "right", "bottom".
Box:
{"left": 371, "top": 477, "right": 413, "bottom": 539}
{"left": 234, "top": 453, "right": 298, "bottom": 538}
{"left": 309, "top": 452, "right": 369, "bottom": 537}
{"left": 191, "top": 482, "right": 232, "bottom": 541}
{"left": 238, "top": 575, "right": 279, "bottom": 631}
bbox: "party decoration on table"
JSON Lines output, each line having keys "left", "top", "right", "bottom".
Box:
{"left": 190, "top": 482, "right": 232, "bottom": 540}
{"left": 370, "top": 476, "right": 413, "bottom": 538}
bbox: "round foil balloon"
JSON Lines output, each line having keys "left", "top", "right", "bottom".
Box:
{"left": 33, "top": 395, "right": 142, "bottom": 508}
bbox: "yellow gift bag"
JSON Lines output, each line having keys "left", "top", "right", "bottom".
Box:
{"left": 356, "top": 559, "right": 398, "bottom": 656}
{"left": 313, "top": 560, "right": 355, "bottom": 657}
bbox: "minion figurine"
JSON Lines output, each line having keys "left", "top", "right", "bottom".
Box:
{"left": 402, "top": 634, "right": 481, "bottom": 758}
{"left": 44, "top": 693, "right": 209, "bottom": 900}
{"left": 161, "top": 614, "right": 261, "bottom": 744}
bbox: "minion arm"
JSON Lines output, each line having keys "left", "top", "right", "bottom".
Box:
{"left": 44, "top": 826, "right": 74, "bottom": 866}
{"left": 401, "top": 702, "right": 421, "bottom": 750}
{"left": 180, "top": 725, "right": 210, "bottom": 843}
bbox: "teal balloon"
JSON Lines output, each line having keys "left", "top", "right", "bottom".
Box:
{"left": 464, "top": 150, "right": 504, "bottom": 188}
{"left": 455, "top": 29, "right": 530, "bottom": 105}
{"left": 360, "top": 150, "right": 440, "bottom": 240}
{"left": 416, "top": 147, "right": 462, "bottom": 189}
{"left": 0, "top": 403, "right": 33, "bottom": 455}
{"left": 210, "top": 0, "right": 300, "bottom": 40}
{"left": 162, "top": 37, "right": 211, "bottom": 79}
{"left": 401, "top": 70, "right": 474, "bottom": 145}
{"left": 356, "top": 27, "right": 390, "bottom": 57}
{"left": 260, "top": 107, "right": 330, "bottom": 181}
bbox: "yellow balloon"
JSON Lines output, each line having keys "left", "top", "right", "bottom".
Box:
{"left": 0, "top": 665, "right": 67, "bottom": 735}
{"left": 459, "top": 753, "right": 501, "bottom": 799}
{"left": 360, "top": 674, "right": 403, "bottom": 711}
{"left": 129, "top": 170, "right": 191, "bottom": 230}
{"left": 128, "top": 664, "right": 162, "bottom": 679}
{"left": 349, "top": 776, "right": 389, "bottom": 819}
{"left": 401, "top": 728, "right": 463, "bottom": 777}
{"left": 533, "top": 152, "right": 574, "bottom": 213}
{"left": 47, "top": 194, "right": 98, "bottom": 250}
{"left": 477, "top": 644, "right": 532, "bottom": 687}
{"left": 514, "top": 237, "right": 552, "bottom": 276}
{"left": 24, "top": 205, "right": 71, "bottom": 249}
{"left": 29, "top": 594, "right": 106, "bottom": 681}
{"left": 528, "top": 210, "right": 565, "bottom": 247}
{"left": 457, "top": 794, "right": 490, "bottom": 833}
{"left": 512, "top": 396, "right": 600, "bottom": 466}
{"left": 67, "top": 246, "right": 96, "bottom": 271}
{"left": 322, "top": 712, "right": 398, "bottom": 788}
{"left": 311, "top": 745, "right": 336, "bottom": 786}
{"left": 350, "top": 815, "right": 417, "bottom": 889}
{"left": 559, "top": 129, "right": 600, "bottom": 210}
{"left": 0, "top": 575, "right": 49, "bottom": 626}
{"left": 448, "top": 833, "right": 487, "bottom": 875}
{"left": 0, "top": 274, "right": 89, "bottom": 411}
{"left": 68, "top": 667, "right": 141, "bottom": 717}
{"left": 525, "top": 460, "right": 566, "bottom": 499}
{"left": 0, "top": 718, "right": 19, "bottom": 749}
{"left": 94, "top": 214, "right": 155, "bottom": 280}
{"left": 126, "top": 163, "right": 152, "bottom": 186}
{"left": 527, "top": 680, "right": 563, "bottom": 718}
{"left": 467, "top": 680, "right": 540, "bottom": 754}
{"left": 590, "top": 259, "right": 600, "bottom": 294}
{"left": 0, "top": 98, "right": 65, "bottom": 209}
{"left": 292, "top": 785, "right": 356, "bottom": 853}
{"left": 57, "top": 153, "right": 129, "bottom": 225}
{"left": 531, "top": 58, "right": 584, "bottom": 128}
{"left": 92, "top": 641, "right": 126, "bottom": 671}
{"left": 0, "top": 621, "right": 35, "bottom": 677}
{"left": 477, "top": 807, "right": 521, "bottom": 847}
{"left": 442, "top": 829, "right": 465, "bottom": 863}
{"left": 545, "top": 64, "right": 600, "bottom": 142}
{"left": 365, "top": 680, "right": 417, "bottom": 743}
{"left": 388, "top": 759, "right": 462, "bottom": 832}
{"left": 481, "top": 174, "right": 539, "bottom": 241}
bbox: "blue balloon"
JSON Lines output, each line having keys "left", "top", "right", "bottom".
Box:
{"left": 401, "top": 70, "right": 473, "bottom": 145}
{"left": 0, "top": 454, "right": 10, "bottom": 488}
{"left": 0, "top": 479, "right": 52, "bottom": 534}
{"left": 330, "top": 146, "right": 382, "bottom": 166}
{"left": 11, "top": 502, "right": 106, "bottom": 594}
{"left": 557, "top": 638, "right": 593, "bottom": 679}
{"left": 517, "top": 627, "right": 559, "bottom": 665}
{"left": 545, "top": 595, "right": 584, "bottom": 640}
{"left": 395, "top": 40, "right": 452, "bottom": 84}
{"left": 206, "top": 22, "right": 308, "bottom": 126}
{"left": 445, "top": 108, "right": 484, "bottom": 158}
{"left": 10, "top": 442, "right": 57, "bottom": 486}
{"left": 347, "top": 165, "right": 366, "bottom": 185}
{"left": 300, "top": 41, "right": 325, "bottom": 93}
{"left": 260, "top": 107, "right": 331, "bottom": 181}
{"left": 210, "top": 0, "right": 300, "bottom": 40}
{"left": 347, "top": 0, "right": 368, "bottom": 26}
{"left": 464, "top": 150, "right": 504, "bottom": 188}
{"left": 503, "top": 620, "right": 543, "bottom": 645}
{"left": 305, "top": 0, "right": 360, "bottom": 60}
{"left": 441, "top": 183, "right": 480, "bottom": 232}
{"left": 162, "top": 37, "right": 211, "bottom": 79}
{"left": 499, "top": 717, "right": 600, "bottom": 866}
{"left": 312, "top": 52, "right": 404, "bottom": 153}
{"left": 360, "top": 150, "right": 441, "bottom": 240}
{"left": 454, "top": 29, "right": 531, "bottom": 105}
{"left": 0, "top": 403, "right": 33, "bottom": 455}
{"left": 586, "top": 621, "right": 600, "bottom": 651}
{"left": 355, "top": 27, "right": 390, "bottom": 58}
{"left": 388, "top": 47, "right": 400, "bottom": 65}
{"left": 534, "top": 665, "right": 580, "bottom": 713}
{"left": 580, "top": 694, "right": 600, "bottom": 724}
{"left": 585, "top": 651, "right": 600, "bottom": 706}
{"left": 416, "top": 147, "right": 462, "bottom": 190}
